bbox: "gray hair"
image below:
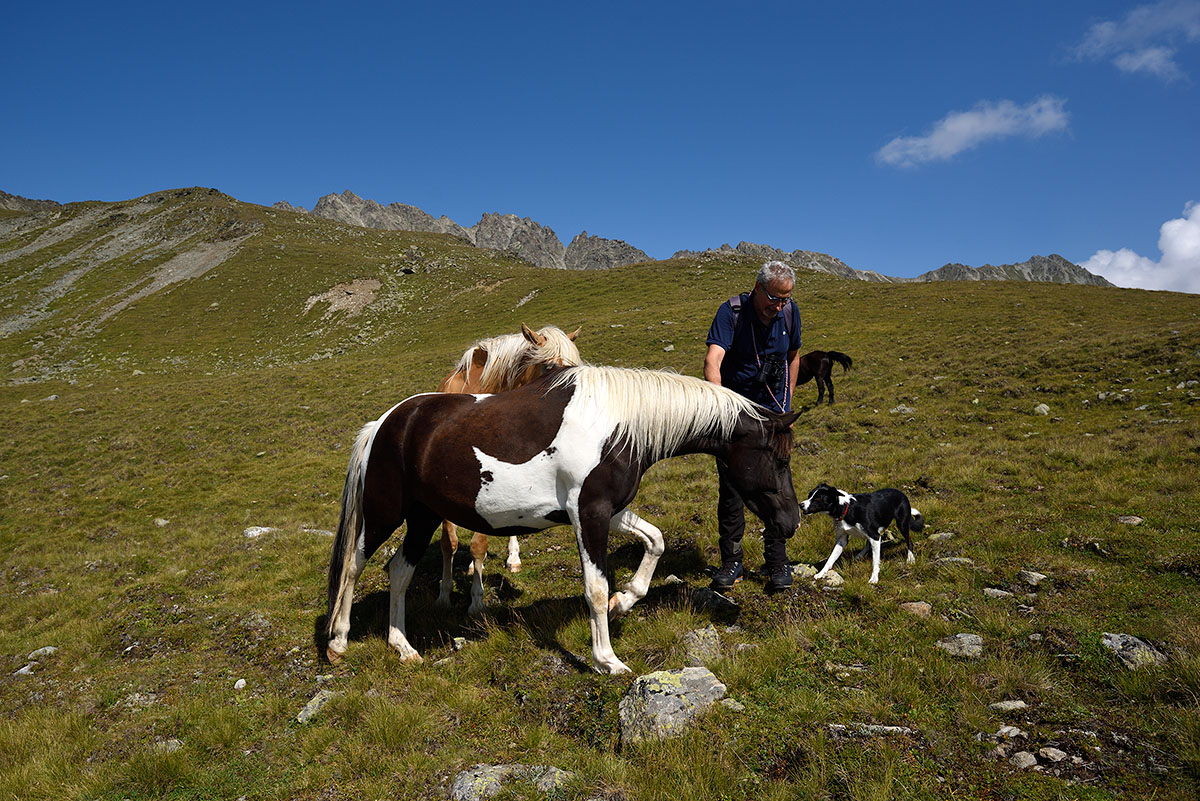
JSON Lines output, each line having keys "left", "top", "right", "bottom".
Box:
{"left": 756, "top": 260, "right": 795, "bottom": 287}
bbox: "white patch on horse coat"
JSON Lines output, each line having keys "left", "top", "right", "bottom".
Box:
{"left": 471, "top": 392, "right": 618, "bottom": 531}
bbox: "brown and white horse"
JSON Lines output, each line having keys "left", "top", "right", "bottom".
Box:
{"left": 435, "top": 324, "right": 581, "bottom": 614}
{"left": 325, "top": 366, "right": 801, "bottom": 674}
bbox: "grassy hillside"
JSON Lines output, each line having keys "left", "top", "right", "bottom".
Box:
{"left": 1, "top": 191, "right": 1199, "bottom": 800}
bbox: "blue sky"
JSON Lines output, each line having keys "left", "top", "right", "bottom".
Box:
{"left": 4, "top": 1, "right": 1198, "bottom": 290}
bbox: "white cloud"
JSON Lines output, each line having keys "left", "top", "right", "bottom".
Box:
{"left": 875, "top": 96, "right": 1069, "bottom": 168}
{"left": 1072, "top": 1, "right": 1200, "bottom": 81}
{"left": 1081, "top": 202, "right": 1200, "bottom": 293}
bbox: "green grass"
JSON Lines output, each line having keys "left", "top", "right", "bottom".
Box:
{"left": 1, "top": 191, "right": 1199, "bottom": 799}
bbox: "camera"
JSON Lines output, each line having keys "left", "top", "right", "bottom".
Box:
{"left": 756, "top": 354, "right": 786, "bottom": 388}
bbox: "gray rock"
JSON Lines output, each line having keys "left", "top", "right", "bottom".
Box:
{"left": 997, "top": 725, "right": 1028, "bottom": 739}
{"left": 153, "top": 518, "right": 170, "bottom": 527}
{"left": 818, "top": 569, "right": 844, "bottom": 586}
{"left": 28, "top": 646, "right": 58, "bottom": 660}
{"left": 983, "top": 588, "right": 1014, "bottom": 598}
{"left": 450, "top": 763, "right": 574, "bottom": 801}
{"left": 154, "top": 738, "right": 183, "bottom": 754}
{"left": 13, "top": 663, "right": 35, "bottom": 676}
{"left": 1010, "top": 751, "right": 1038, "bottom": 769}
{"left": 936, "top": 556, "right": 975, "bottom": 567}
{"left": 1033, "top": 403, "right": 1050, "bottom": 415}
{"left": 791, "top": 563, "right": 818, "bottom": 579}
{"left": 472, "top": 212, "right": 567, "bottom": 269}
{"left": 827, "top": 723, "right": 916, "bottom": 738}
{"left": 1101, "top": 632, "right": 1168, "bottom": 669}
{"left": 619, "top": 667, "right": 727, "bottom": 745}
{"left": 565, "top": 231, "right": 650, "bottom": 270}
{"left": 1116, "top": 515, "right": 1143, "bottom": 526}
{"left": 890, "top": 404, "right": 916, "bottom": 415}
{"left": 1017, "top": 569, "right": 1048, "bottom": 588}
{"left": 682, "top": 625, "right": 721, "bottom": 666}
{"left": 296, "top": 689, "right": 340, "bottom": 724}
{"left": 1039, "top": 746, "right": 1068, "bottom": 763}
{"left": 989, "top": 700, "right": 1029, "bottom": 713}
{"left": 721, "top": 698, "right": 746, "bottom": 712}
{"left": 899, "top": 601, "right": 932, "bottom": 618}
{"left": 937, "top": 633, "right": 983, "bottom": 659}
{"left": 926, "top": 531, "right": 955, "bottom": 542}
{"left": 689, "top": 587, "right": 739, "bottom": 616}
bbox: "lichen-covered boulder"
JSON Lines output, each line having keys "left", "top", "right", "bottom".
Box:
{"left": 619, "top": 666, "right": 727, "bottom": 745}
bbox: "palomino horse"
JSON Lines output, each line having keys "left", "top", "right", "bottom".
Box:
{"left": 435, "top": 324, "right": 581, "bottom": 615}
{"left": 795, "top": 350, "right": 853, "bottom": 404}
{"left": 326, "top": 365, "right": 801, "bottom": 674}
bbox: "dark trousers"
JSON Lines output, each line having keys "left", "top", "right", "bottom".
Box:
{"left": 716, "top": 460, "right": 788, "bottom": 570}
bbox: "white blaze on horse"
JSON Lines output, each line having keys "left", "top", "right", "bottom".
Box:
{"left": 325, "top": 365, "right": 801, "bottom": 674}
{"left": 435, "top": 324, "right": 581, "bottom": 615}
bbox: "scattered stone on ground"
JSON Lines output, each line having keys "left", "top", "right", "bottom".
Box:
{"left": 234, "top": 678, "right": 246, "bottom": 690}
{"left": 1039, "top": 746, "right": 1069, "bottom": 763}
{"left": 890, "top": 404, "right": 915, "bottom": 415}
{"left": 825, "top": 661, "right": 867, "bottom": 681}
{"left": 618, "top": 667, "right": 727, "bottom": 745}
{"left": 153, "top": 518, "right": 170, "bottom": 527}
{"left": 818, "top": 569, "right": 844, "bottom": 587}
{"left": 450, "top": 763, "right": 574, "bottom": 801}
{"left": 1116, "top": 515, "right": 1144, "bottom": 526}
{"left": 989, "top": 700, "right": 1029, "bottom": 713}
{"left": 28, "top": 646, "right": 57, "bottom": 660}
{"left": 827, "top": 723, "right": 917, "bottom": 738}
{"left": 983, "top": 588, "right": 1014, "bottom": 599}
{"left": 899, "top": 601, "right": 932, "bottom": 618}
{"left": 721, "top": 698, "right": 746, "bottom": 712}
{"left": 682, "top": 624, "right": 721, "bottom": 666}
{"left": 791, "top": 563, "right": 818, "bottom": 579}
{"left": 937, "top": 633, "right": 983, "bottom": 659}
{"left": 1101, "top": 632, "right": 1168, "bottom": 669}
{"left": 1033, "top": 403, "right": 1050, "bottom": 415}
{"left": 927, "top": 531, "right": 955, "bottom": 542}
{"left": 936, "top": 557, "right": 975, "bottom": 567}
{"left": 1017, "top": 569, "right": 1048, "bottom": 588}
{"left": 297, "top": 689, "right": 340, "bottom": 724}
{"left": 688, "top": 587, "right": 739, "bottom": 616}
{"left": 154, "top": 738, "right": 183, "bottom": 754}
{"left": 1010, "top": 751, "right": 1038, "bottom": 769}
{"left": 243, "top": 526, "right": 277, "bottom": 538}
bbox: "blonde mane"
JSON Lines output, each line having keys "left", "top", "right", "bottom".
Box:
{"left": 451, "top": 325, "right": 582, "bottom": 393}
{"left": 549, "top": 366, "right": 768, "bottom": 462}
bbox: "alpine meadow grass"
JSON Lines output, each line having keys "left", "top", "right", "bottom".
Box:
{"left": 1, "top": 192, "right": 1198, "bottom": 799}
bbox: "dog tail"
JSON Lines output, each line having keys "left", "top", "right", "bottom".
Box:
{"left": 909, "top": 507, "right": 925, "bottom": 532}
{"left": 828, "top": 351, "right": 853, "bottom": 373}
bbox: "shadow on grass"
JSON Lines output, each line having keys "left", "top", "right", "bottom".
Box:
{"left": 313, "top": 534, "right": 733, "bottom": 668}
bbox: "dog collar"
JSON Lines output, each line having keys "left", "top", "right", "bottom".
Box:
{"left": 838, "top": 501, "right": 851, "bottom": 520}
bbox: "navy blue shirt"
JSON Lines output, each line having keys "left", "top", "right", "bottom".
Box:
{"left": 706, "top": 293, "right": 801, "bottom": 411}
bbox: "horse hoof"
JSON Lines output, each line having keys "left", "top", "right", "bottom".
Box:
{"left": 507, "top": 562, "right": 521, "bottom": 573}
{"left": 325, "top": 646, "right": 345, "bottom": 665}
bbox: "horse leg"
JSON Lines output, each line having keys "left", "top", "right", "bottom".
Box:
{"left": 573, "top": 511, "right": 629, "bottom": 675}
{"left": 435, "top": 520, "right": 458, "bottom": 609}
{"left": 385, "top": 508, "right": 440, "bottom": 662}
{"left": 467, "top": 531, "right": 488, "bottom": 617}
{"left": 816, "top": 375, "right": 826, "bottom": 404}
{"left": 814, "top": 524, "right": 849, "bottom": 579}
{"left": 607, "top": 509, "right": 665, "bottom": 618}
{"left": 505, "top": 535, "right": 522, "bottom": 573}
{"left": 326, "top": 546, "right": 368, "bottom": 664}
{"left": 826, "top": 374, "right": 835, "bottom": 404}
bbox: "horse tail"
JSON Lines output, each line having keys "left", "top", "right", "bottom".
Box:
{"left": 828, "top": 351, "right": 853, "bottom": 372}
{"left": 908, "top": 507, "right": 925, "bottom": 532}
{"left": 326, "top": 420, "right": 377, "bottom": 640}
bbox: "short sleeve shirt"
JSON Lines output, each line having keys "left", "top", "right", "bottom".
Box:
{"left": 706, "top": 293, "right": 801, "bottom": 410}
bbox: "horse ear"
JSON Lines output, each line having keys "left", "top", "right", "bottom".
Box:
{"left": 779, "top": 411, "right": 801, "bottom": 429}
{"left": 472, "top": 346, "right": 489, "bottom": 368}
{"left": 567, "top": 326, "right": 581, "bottom": 341}
{"left": 521, "top": 323, "right": 546, "bottom": 347}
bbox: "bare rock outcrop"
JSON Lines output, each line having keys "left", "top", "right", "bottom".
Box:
{"left": 564, "top": 230, "right": 650, "bottom": 270}
{"left": 471, "top": 212, "right": 566, "bottom": 269}
{"left": 916, "top": 254, "right": 1113, "bottom": 287}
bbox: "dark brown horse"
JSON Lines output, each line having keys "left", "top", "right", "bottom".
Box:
{"left": 796, "top": 350, "right": 852, "bottom": 404}
{"left": 325, "top": 365, "right": 800, "bottom": 674}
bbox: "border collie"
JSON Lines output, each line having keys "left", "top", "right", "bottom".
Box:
{"left": 800, "top": 483, "right": 924, "bottom": 584}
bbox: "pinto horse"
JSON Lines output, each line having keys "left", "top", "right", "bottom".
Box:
{"left": 325, "top": 365, "right": 801, "bottom": 674}
{"left": 435, "top": 324, "right": 581, "bottom": 615}
{"left": 795, "top": 350, "right": 853, "bottom": 404}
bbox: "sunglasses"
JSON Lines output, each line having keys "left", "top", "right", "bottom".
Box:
{"left": 762, "top": 288, "right": 791, "bottom": 304}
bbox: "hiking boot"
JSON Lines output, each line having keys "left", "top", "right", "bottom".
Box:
{"left": 765, "top": 564, "right": 793, "bottom": 591}
{"left": 710, "top": 561, "right": 744, "bottom": 590}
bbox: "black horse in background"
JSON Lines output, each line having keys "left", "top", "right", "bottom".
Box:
{"left": 795, "top": 350, "right": 853, "bottom": 404}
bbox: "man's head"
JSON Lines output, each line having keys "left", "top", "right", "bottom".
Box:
{"left": 751, "top": 260, "right": 795, "bottom": 324}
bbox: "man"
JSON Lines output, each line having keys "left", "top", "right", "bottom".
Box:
{"left": 703, "top": 260, "right": 802, "bottom": 591}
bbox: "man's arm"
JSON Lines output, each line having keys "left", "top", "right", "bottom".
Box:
{"left": 704, "top": 344, "right": 726, "bottom": 385}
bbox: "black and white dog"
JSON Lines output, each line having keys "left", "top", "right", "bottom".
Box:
{"left": 800, "top": 483, "right": 924, "bottom": 584}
